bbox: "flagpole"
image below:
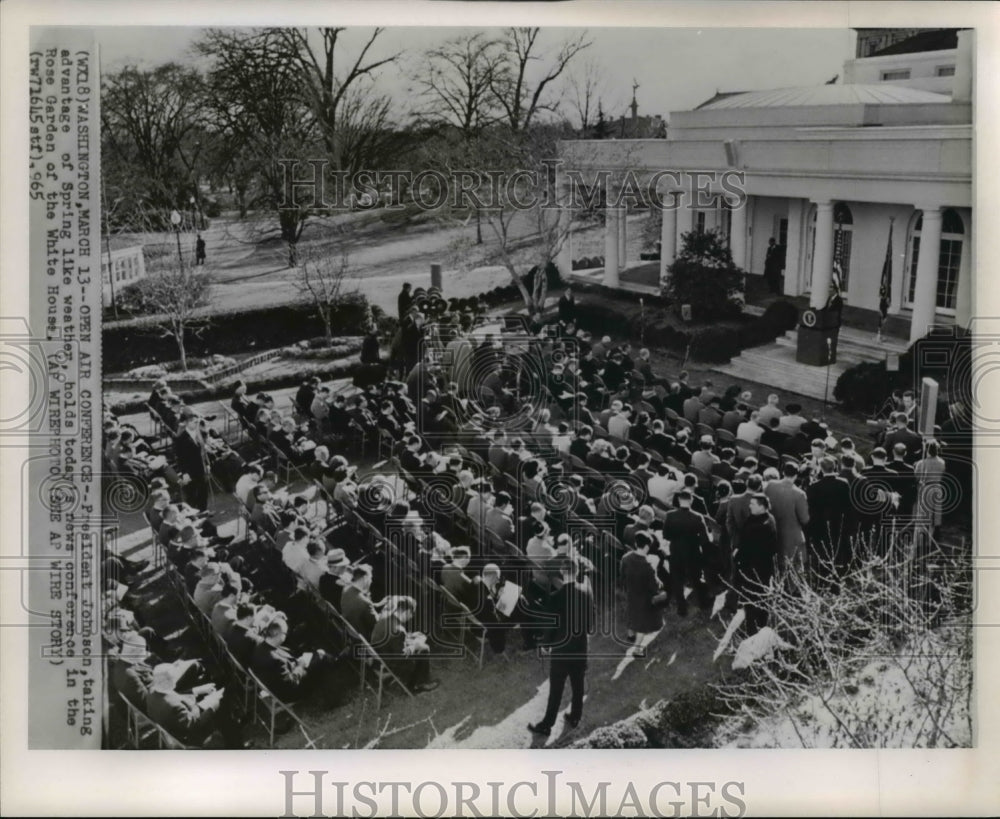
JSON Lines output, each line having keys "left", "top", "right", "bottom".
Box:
{"left": 876, "top": 217, "right": 895, "bottom": 344}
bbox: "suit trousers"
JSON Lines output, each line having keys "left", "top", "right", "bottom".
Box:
{"left": 540, "top": 656, "right": 586, "bottom": 729}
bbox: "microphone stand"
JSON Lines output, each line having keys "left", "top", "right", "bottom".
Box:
{"left": 823, "top": 337, "right": 833, "bottom": 417}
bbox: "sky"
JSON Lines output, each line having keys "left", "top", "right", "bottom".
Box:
{"left": 93, "top": 25, "right": 853, "bottom": 123}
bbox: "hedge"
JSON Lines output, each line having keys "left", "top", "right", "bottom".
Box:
{"left": 834, "top": 326, "right": 971, "bottom": 412}
{"left": 103, "top": 293, "right": 374, "bottom": 373}
{"left": 569, "top": 292, "right": 801, "bottom": 365}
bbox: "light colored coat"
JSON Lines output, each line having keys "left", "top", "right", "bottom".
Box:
{"left": 765, "top": 479, "right": 810, "bottom": 563}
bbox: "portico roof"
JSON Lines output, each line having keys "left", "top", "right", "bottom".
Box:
{"left": 699, "top": 84, "right": 951, "bottom": 110}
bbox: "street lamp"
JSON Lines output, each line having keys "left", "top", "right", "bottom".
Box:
{"left": 170, "top": 209, "right": 184, "bottom": 269}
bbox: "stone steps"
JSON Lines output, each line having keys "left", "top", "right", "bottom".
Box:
{"left": 712, "top": 320, "right": 911, "bottom": 401}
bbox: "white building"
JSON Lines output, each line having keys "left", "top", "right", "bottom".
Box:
{"left": 558, "top": 28, "right": 973, "bottom": 344}
{"left": 100, "top": 245, "right": 146, "bottom": 307}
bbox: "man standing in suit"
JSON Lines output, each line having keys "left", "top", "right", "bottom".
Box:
{"left": 806, "top": 456, "right": 852, "bottom": 573}
{"left": 887, "top": 442, "right": 918, "bottom": 516}
{"left": 174, "top": 410, "right": 210, "bottom": 510}
{"left": 620, "top": 532, "right": 664, "bottom": 643}
{"left": 661, "top": 490, "right": 711, "bottom": 615}
{"left": 726, "top": 473, "right": 759, "bottom": 555}
{"left": 764, "top": 462, "right": 810, "bottom": 569}
{"left": 529, "top": 558, "right": 596, "bottom": 736}
{"left": 734, "top": 493, "right": 779, "bottom": 634}
{"left": 883, "top": 413, "right": 923, "bottom": 464}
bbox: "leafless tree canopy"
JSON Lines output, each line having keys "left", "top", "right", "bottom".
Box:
{"left": 489, "top": 28, "right": 592, "bottom": 133}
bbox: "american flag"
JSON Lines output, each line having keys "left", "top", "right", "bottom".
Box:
{"left": 878, "top": 220, "right": 894, "bottom": 321}
{"left": 831, "top": 219, "right": 846, "bottom": 300}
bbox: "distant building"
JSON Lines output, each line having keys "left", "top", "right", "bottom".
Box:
{"left": 101, "top": 246, "right": 146, "bottom": 307}
{"left": 559, "top": 28, "right": 973, "bottom": 343}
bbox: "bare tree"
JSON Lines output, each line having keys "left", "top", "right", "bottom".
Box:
{"left": 135, "top": 259, "right": 213, "bottom": 372}
{"left": 296, "top": 246, "right": 355, "bottom": 347}
{"left": 449, "top": 129, "right": 570, "bottom": 317}
{"left": 411, "top": 32, "right": 508, "bottom": 245}
{"left": 277, "top": 27, "right": 402, "bottom": 176}
{"left": 413, "top": 32, "right": 505, "bottom": 135}
{"left": 488, "top": 28, "right": 591, "bottom": 133}
{"left": 713, "top": 528, "right": 973, "bottom": 748}
{"left": 567, "top": 57, "right": 606, "bottom": 135}
{"left": 196, "top": 28, "right": 318, "bottom": 267}
{"left": 101, "top": 63, "right": 207, "bottom": 223}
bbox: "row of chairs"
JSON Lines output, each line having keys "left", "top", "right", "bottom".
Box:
{"left": 161, "top": 553, "right": 322, "bottom": 749}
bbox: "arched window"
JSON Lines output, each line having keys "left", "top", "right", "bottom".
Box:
{"left": 905, "top": 208, "right": 964, "bottom": 313}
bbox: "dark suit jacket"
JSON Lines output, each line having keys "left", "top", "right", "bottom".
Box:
{"left": 621, "top": 550, "right": 662, "bottom": 634}
{"left": 542, "top": 580, "right": 595, "bottom": 657}
{"left": 440, "top": 564, "right": 477, "bottom": 610}
{"left": 806, "top": 475, "right": 851, "bottom": 553}
{"left": 662, "top": 508, "right": 709, "bottom": 564}
{"left": 883, "top": 428, "right": 923, "bottom": 463}
{"left": 174, "top": 429, "right": 208, "bottom": 479}
{"left": 146, "top": 688, "right": 218, "bottom": 743}
{"left": 736, "top": 512, "right": 778, "bottom": 584}
{"left": 223, "top": 621, "right": 260, "bottom": 668}
{"left": 341, "top": 586, "right": 378, "bottom": 638}
{"left": 485, "top": 507, "right": 515, "bottom": 544}
{"left": 110, "top": 658, "right": 152, "bottom": 707}
{"left": 251, "top": 640, "right": 307, "bottom": 702}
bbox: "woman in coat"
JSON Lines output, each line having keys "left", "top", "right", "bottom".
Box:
{"left": 620, "top": 531, "right": 664, "bottom": 640}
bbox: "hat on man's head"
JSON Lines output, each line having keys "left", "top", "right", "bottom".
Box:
{"left": 179, "top": 407, "right": 197, "bottom": 421}
{"left": 326, "top": 548, "right": 350, "bottom": 569}
{"left": 117, "top": 632, "right": 148, "bottom": 664}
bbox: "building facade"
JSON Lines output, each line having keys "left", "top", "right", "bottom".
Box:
{"left": 100, "top": 245, "right": 146, "bottom": 308}
{"left": 558, "top": 29, "right": 973, "bottom": 343}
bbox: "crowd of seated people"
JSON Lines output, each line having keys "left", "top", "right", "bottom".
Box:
{"left": 104, "top": 291, "right": 963, "bottom": 746}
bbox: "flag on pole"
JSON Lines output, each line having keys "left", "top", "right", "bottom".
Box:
{"left": 878, "top": 219, "right": 894, "bottom": 322}
{"left": 828, "top": 219, "right": 845, "bottom": 306}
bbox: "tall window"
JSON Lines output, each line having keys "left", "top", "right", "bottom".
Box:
{"left": 905, "top": 208, "right": 964, "bottom": 313}
{"left": 695, "top": 211, "right": 706, "bottom": 234}
{"left": 720, "top": 200, "right": 732, "bottom": 247}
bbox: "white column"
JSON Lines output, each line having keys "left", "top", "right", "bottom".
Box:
{"left": 604, "top": 201, "right": 620, "bottom": 287}
{"left": 910, "top": 206, "right": 942, "bottom": 342}
{"left": 784, "top": 200, "right": 803, "bottom": 297}
{"left": 659, "top": 192, "right": 678, "bottom": 288}
{"left": 730, "top": 196, "right": 748, "bottom": 270}
{"left": 618, "top": 207, "right": 627, "bottom": 268}
{"left": 556, "top": 180, "right": 573, "bottom": 278}
{"left": 809, "top": 200, "right": 835, "bottom": 309}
